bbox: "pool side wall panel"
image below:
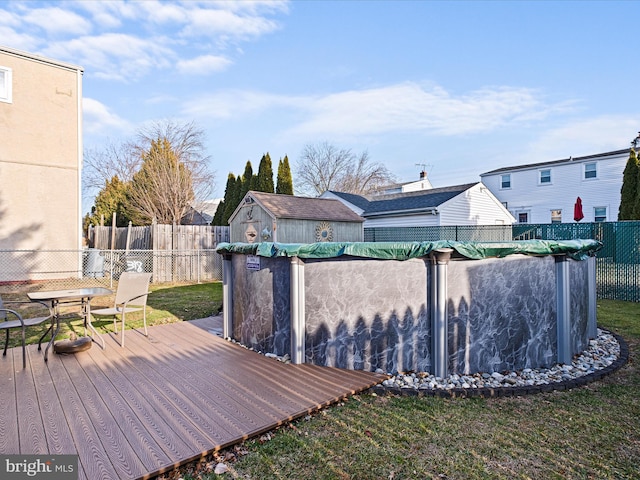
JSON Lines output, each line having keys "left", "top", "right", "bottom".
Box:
{"left": 231, "top": 255, "right": 291, "bottom": 356}
{"left": 303, "top": 257, "right": 431, "bottom": 373}
{"left": 569, "top": 258, "right": 590, "bottom": 355}
{"left": 447, "top": 255, "right": 558, "bottom": 374}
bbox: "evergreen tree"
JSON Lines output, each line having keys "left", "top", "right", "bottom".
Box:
{"left": 276, "top": 155, "right": 294, "bottom": 195}
{"left": 221, "top": 173, "right": 238, "bottom": 225}
{"left": 211, "top": 200, "right": 225, "bottom": 226}
{"left": 241, "top": 160, "right": 255, "bottom": 198}
{"left": 127, "top": 138, "right": 194, "bottom": 225}
{"left": 619, "top": 149, "right": 639, "bottom": 220}
{"left": 89, "top": 175, "right": 131, "bottom": 226}
{"left": 634, "top": 153, "right": 640, "bottom": 220}
{"left": 254, "top": 153, "right": 275, "bottom": 193}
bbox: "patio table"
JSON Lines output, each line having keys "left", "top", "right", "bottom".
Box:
{"left": 27, "top": 287, "right": 113, "bottom": 361}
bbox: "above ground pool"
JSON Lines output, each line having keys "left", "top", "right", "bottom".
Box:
{"left": 216, "top": 240, "right": 601, "bottom": 377}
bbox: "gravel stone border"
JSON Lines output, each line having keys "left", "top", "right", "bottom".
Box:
{"left": 369, "top": 329, "right": 629, "bottom": 398}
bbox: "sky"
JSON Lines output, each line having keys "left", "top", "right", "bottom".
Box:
{"left": 2, "top": 0, "right": 640, "bottom": 209}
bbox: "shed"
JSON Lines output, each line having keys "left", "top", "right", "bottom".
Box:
{"left": 228, "top": 191, "right": 364, "bottom": 243}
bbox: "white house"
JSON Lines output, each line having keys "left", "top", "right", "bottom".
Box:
{"left": 373, "top": 170, "right": 433, "bottom": 195}
{"left": 480, "top": 149, "right": 629, "bottom": 224}
{"left": 321, "top": 182, "right": 515, "bottom": 228}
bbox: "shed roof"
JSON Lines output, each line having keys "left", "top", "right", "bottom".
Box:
{"left": 246, "top": 191, "right": 364, "bottom": 222}
{"left": 328, "top": 183, "right": 477, "bottom": 217}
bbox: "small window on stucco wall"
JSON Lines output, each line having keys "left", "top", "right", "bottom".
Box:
{"left": 0, "top": 67, "right": 12, "bottom": 103}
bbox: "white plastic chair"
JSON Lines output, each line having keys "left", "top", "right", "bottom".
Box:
{"left": 0, "top": 296, "right": 52, "bottom": 368}
{"left": 91, "top": 272, "right": 151, "bottom": 347}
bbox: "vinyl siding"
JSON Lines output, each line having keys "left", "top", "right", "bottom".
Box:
{"left": 439, "top": 184, "right": 515, "bottom": 225}
{"left": 362, "top": 213, "right": 440, "bottom": 228}
{"left": 482, "top": 152, "right": 627, "bottom": 223}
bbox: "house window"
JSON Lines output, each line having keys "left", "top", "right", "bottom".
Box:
{"left": 551, "top": 209, "right": 562, "bottom": 224}
{"left": 594, "top": 207, "right": 607, "bottom": 222}
{"left": 0, "top": 66, "right": 12, "bottom": 103}
{"left": 539, "top": 169, "right": 551, "bottom": 184}
{"left": 518, "top": 212, "right": 529, "bottom": 223}
{"left": 584, "top": 162, "right": 597, "bottom": 179}
{"left": 501, "top": 174, "right": 511, "bottom": 189}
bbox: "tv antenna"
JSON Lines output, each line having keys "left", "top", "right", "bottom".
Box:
{"left": 415, "top": 163, "right": 432, "bottom": 173}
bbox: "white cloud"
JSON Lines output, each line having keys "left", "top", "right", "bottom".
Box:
{"left": 137, "top": 1, "right": 189, "bottom": 24}
{"left": 176, "top": 55, "right": 232, "bottom": 75}
{"left": 5, "top": 1, "right": 289, "bottom": 81}
{"left": 182, "top": 82, "right": 570, "bottom": 140}
{"left": 525, "top": 115, "right": 640, "bottom": 161}
{"left": 0, "top": 9, "right": 19, "bottom": 27}
{"left": 73, "top": 1, "right": 138, "bottom": 27}
{"left": 288, "top": 83, "right": 572, "bottom": 139}
{"left": 0, "top": 26, "right": 40, "bottom": 52}
{"left": 181, "top": 8, "right": 281, "bottom": 39}
{"left": 83, "top": 98, "right": 131, "bottom": 134}
{"left": 181, "top": 89, "right": 307, "bottom": 119}
{"left": 44, "top": 33, "right": 173, "bottom": 81}
{"left": 23, "top": 7, "right": 92, "bottom": 36}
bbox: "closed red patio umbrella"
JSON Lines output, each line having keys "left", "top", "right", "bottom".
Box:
{"left": 574, "top": 197, "right": 584, "bottom": 222}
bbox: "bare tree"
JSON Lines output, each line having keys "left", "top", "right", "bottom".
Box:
{"left": 295, "top": 141, "right": 395, "bottom": 196}
{"left": 125, "top": 120, "right": 215, "bottom": 224}
{"left": 82, "top": 140, "right": 139, "bottom": 194}
{"left": 84, "top": 120, "right": 215, "bottom": 225}
{"left": 133, "top": 120, "right": 215, "bottom": 217}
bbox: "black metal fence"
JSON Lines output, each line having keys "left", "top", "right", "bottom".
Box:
{"left": 365, "top": 221, "right": 640, "bottom": 302}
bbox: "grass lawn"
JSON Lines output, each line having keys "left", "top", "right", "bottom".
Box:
{"left": 163, "top": 299, "right": 640, "bottom": 480}
{"left": 2, "top": 281, "right": 223, "bottom": 348}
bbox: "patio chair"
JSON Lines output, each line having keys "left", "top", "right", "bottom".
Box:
{"left": 91, "top": 272, "right": 151, "bottom": 347}
{"left": 0, "top": 296, "right": 52, "bottom": 369}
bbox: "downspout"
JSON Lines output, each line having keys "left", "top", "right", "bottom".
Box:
{"left": 76, "top": 66, "right": 84, "bottom": 276}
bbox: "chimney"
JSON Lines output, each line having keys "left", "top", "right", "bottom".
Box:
{"left": 420, "top": 170, "right": 427, "bottom": 180}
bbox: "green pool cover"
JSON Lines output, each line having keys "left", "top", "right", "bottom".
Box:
{"left": 216, "top": 239, "right": 602, "bottom": 261}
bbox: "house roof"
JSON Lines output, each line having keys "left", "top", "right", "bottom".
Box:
{"left": 248, "top": 191, "right": 364, "bottom": 222}
{"left": 0, "top": 45, "right": 84, "bottom": 72}
{"left": 181, "top": 207, "right": 212, "bottom": 225}
{"left": 480, "top": 149, "right": 630, "bottom": 176}
{"left": 328, "top": 183, "right": 478, "bottom": 217}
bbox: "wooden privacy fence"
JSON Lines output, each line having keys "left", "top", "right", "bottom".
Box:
{"left": 83, "top": 224, "right": 229, "bottom": 285}
{"left": 88, "top": 224, "right": 230, "bottom": 250}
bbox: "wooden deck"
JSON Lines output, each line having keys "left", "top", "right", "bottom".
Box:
{"left": 0, "top": 321, "right": 385, "bottom": 480}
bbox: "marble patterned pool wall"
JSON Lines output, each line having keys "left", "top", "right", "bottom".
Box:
{"left": 303, "top": 257, "right": 431, "bottom": 373}
{"left": 228, "top": 251, "right": 593, "bottom": 375}
{"left": 231, "top": 255, "right": 291, "bottom": 356}
{"left": 569, "top": 258, "right": 590, "bottom": 354}
{"left": 447, "top": 255, "right": 558, "bottom": 374}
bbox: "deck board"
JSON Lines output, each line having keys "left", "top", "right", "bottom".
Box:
{"left": 0, "top": 321, "right": 385, "bottom": 480}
